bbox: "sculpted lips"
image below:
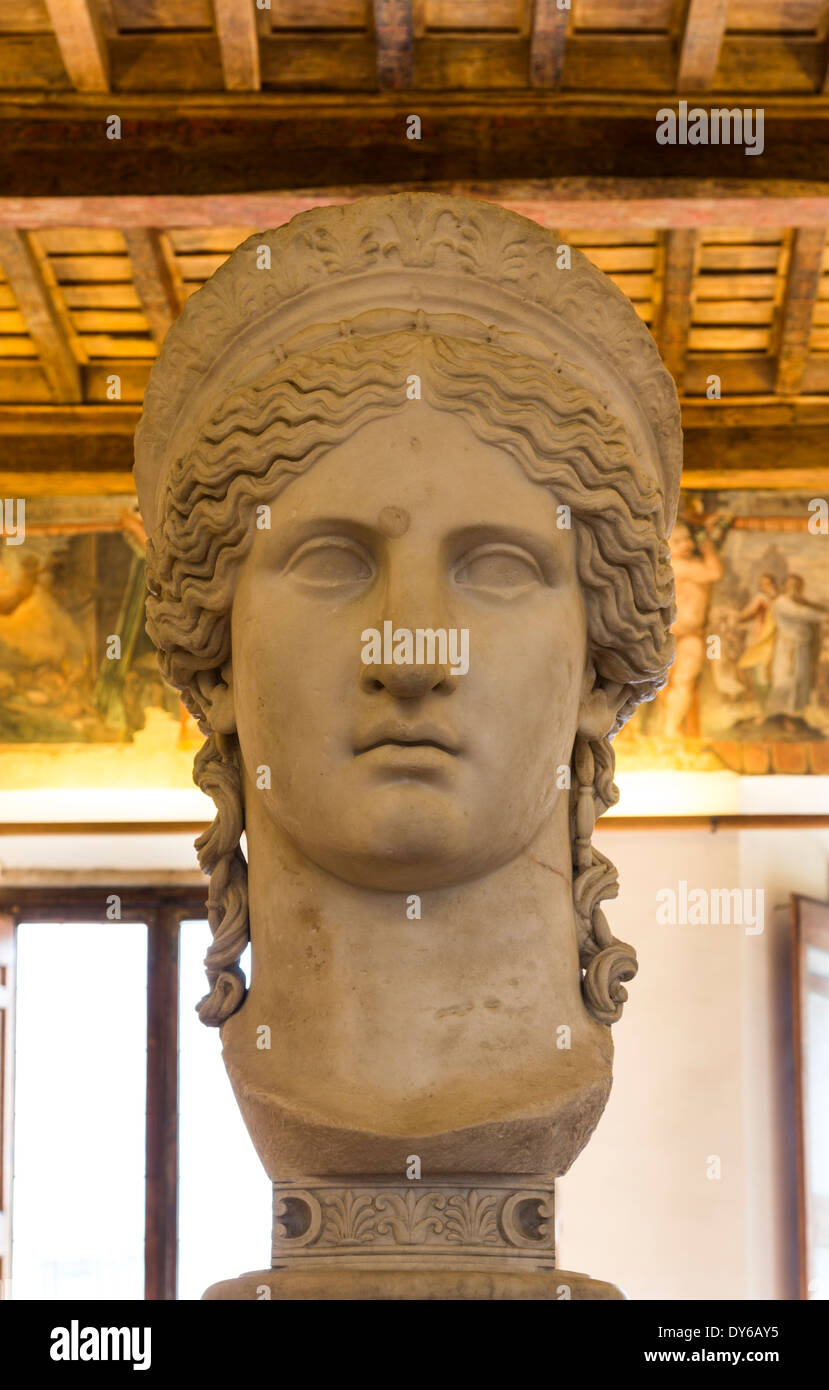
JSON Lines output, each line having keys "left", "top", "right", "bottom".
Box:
{"left": 353, "top": 723, "right": 460, "bottom": 757}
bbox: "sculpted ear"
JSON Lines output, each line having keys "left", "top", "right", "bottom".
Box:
{"left": 577, "top": 666, "right": 626, "bottom": 741}
{"left": 194, "top": 663, "right": 236, "bottom": 735}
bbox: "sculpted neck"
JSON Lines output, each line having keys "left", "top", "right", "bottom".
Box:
{"left": 222, "top": 777, "right": 611, "bottom": 1139}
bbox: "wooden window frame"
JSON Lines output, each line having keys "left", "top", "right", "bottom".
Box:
{"left": 0, "top": 884, "right": 207, "bottom": 1302}
{"left": 791, "top": 892, "right": 829, "bottom": 1302}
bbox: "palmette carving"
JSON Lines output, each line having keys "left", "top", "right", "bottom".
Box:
{"left": 135, "top": 194, "right": 682, "bottom": 539}
{"left": 271, "top": 1179, "right": 555, "bottom": 1265}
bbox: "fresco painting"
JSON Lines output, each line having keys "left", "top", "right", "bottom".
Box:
{"left": 0, "top": 497, "right": 200, "bottom": 791}
{"left": 0, "top": 491, "right": 826, "bottom": 785}
{"left": 616, "top": 490, "right": 829, "bottom": 775}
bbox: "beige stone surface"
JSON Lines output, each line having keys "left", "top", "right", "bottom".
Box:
{"left": 202, "top": 1269, "right": 627, "bottom": 1301}
{"left": 134, "top": 192, "right": 682, "bottom": 1296}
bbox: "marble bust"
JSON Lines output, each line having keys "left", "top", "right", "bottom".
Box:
{"left": 134, "top": 193, "right": 681, "bottom": 1299}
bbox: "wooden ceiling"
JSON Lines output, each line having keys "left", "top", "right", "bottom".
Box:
{"left": 2, "top": 1, "right": 829, "bottom": 497}
{"left": 3, "top": 0, "right": 829, "bottom": 97}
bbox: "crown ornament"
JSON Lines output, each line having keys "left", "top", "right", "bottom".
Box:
{"left": 134, "top": 192, "right": 682, "bottom": 540}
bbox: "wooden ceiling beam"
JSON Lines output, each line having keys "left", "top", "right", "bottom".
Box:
{"left": 5, "top": 181, "right": 829, "bottom": 230}
{"left": 4, "top": 411, "right": 829, "bottom": 492}
{"left": 677, "top": 0, "right": 730, "bottom": 91}
{"left": 123, "top": 230, "right": 184, "bottom": 347}
{"left": 656, "top": 228, "right": 700, "bottom": 389}
{"left": 43, "top": 0, "right": 110, "bottom": 93}
{"left": 9, "top": 399, "right": 829, "bottom": 439}
{"left": 373, "top": 1, "right": 414, "bottom": 91}
{"left": 529, "top": 0, "right": 570, "bottom": 89}
{"left": 774, "top": 228, "right": 827, "bottom": 396}
{"left": 1, "top": 99, "right": 829, "bottom": 193}
{"left": 213, "top": 0, "right": 261, "bottom": 93}
{"left": 0, "top": 231, "right": 81, "bottom": 403}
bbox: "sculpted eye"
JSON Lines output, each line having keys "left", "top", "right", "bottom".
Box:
{"left": 286, "top": 538, "right": 374, "bottom": 588}
{"left": 453, "top": 545, "right": 544, "bottom": 594}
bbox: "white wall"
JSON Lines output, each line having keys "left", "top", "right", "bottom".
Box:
{"left": 3, "top": 810, "right": 827, "bottom": 1300}
{"left": 557, "top": 825, "right": 829, "bottom": 1300}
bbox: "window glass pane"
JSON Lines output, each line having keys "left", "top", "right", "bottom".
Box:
{"left": 178, "top": 921, "right": 270, "bottom": 1299}
{"left": 12, "top": 921, "right": 147, "bottom": 1300}
{"left": 806, "top": 946, "right": 829, "bottom": 1298}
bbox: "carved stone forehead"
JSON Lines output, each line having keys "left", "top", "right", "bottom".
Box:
{"left": 134, "top": 193, "right": 682, "bottom": 542}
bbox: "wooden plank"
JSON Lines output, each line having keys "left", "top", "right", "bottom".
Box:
{"left": 775, "top": 227, "right": 827, "bottom": 393}
{"left": 0, "top": 402, "right": 138, "bottom": 432}
{"left": 273, "top": 0, "right": 369, "bottom": 24}
{"left": 425, "top": 0, "right": 521, "bottom": 24}
{"left": 694, "top": 272, "right": 780, "bottom": 298}
{"left": 214, "top": 0, "right": 260, "bottom": 92}
{"left": 10, "top": 178, "right": 829, "bottom": 233}
{"left": 702, "top": 227, "right": 784, "bottom": 244}
{"left": 729, "top": 0, "right": 824, "bottom": 30}
{"left": 683, "top": 425, "right": 829, "bottom": 478}
{"left": 144, "top": 905, "right": 179, "bottom": 1302}
{"left": 677, "top": 0, "right": 729, "bottom": 91}
{"left": 85, "top": 360, "right": 151, "bottom": 399}
{"left": 8, "top": 406, "right": 829, "bottom": 485}
{"left": 0, "top": 338, "right": 38, "bottom": 356}
{"left": 562, "top": 229, "right": 658, "bottom": 245}
{"left": 576, "top": 0, "right": 675, "bottom": 26}
{"left": 109, "top": 33, "right": 223, "bottom": 90}
{"left": 372, "top": 1, "right": 414, "bottom": 90}
{"left": 699, "top": 244, "right": 782, "bottom": 271}
{"left": 0, "top": 363, "right": 52, "bottom": 400}
{"left": 0, "top": 231, "right": 81, "bottom": 402}
{"left": 562, "top": 34, "right": 675, "bottom": 88}
{"left": 110, "top": 0, "right": 214, "bottom": 28}
{"left": 72, "top": 309, "right": 149, "bottom": 330}
{"left": 175, "top": 252, "right": 230, "bottom": 280}
{"left": 802, "top": 356, "right": 829, "bottom": 388}
{"left": 49, "top": 254, "right": 133, "bottom": 282}
{"left": 414, "top": 34, "right": 529, "bottom": 87}
{"left": 529, "top": 0, "right": 570, "bottom": 89}
{"left": 0, "top": 471, "right": 134, "bottom": 495}
{"left": 687, "top": 325, "right": 770, "bottom": 350}
{"left": 601, "top": 271, "right": 655, "bottom": 297}
{"left": 0, "top": 34, "right": 70, "bottom": 87}
{"left": 3, "top": 98, "right": 829, "bottom": 193}
{"left": 62, "top": 283, "right": 141, "bottom": 307}
{"left": 681, "top": 395, "right": 829, "bottom": 426}
{"left": 716, "top": 35, "right": 824, "bottom": 91}
{"left": 37, "top": 228, "right": 125, "bottom": 254}
{"left": 44, "top": 0, "right": 110, "bottom": 92}
{"left": 260, "top": 34, "right": 377, "bottom": 87}
{"left": 80, "top": 334, "right": 157, "bottom": 356}
{"left": 0, "top": 913, "right": 14, "bottom": 1301}
{"left": 123, "top": 228, "right": 183, "bottom": 346}
{"left": 578, "top": 245, "right": 657, "bottom": 271}
{"left": 0, "top": 0, "right": 52, "bottom": 33}
{"left": 693, "top": 299, "right": 776, "bottom": 324}
{"left": 685, "top": 353, "right": 776, "bottom": 391}
{"left": 657, "top": 228, "right": 699, "bottom": 386}
{"left": 166, "top": 227, "right": 256, "bottom": 253}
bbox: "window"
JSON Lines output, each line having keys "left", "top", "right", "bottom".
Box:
{"left": 2, "top": 888, "right": 270, "bottom": 1301}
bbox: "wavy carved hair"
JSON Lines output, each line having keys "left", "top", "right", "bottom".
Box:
{"left": 146, "top": 330, "right": 676, "bottom": 1027}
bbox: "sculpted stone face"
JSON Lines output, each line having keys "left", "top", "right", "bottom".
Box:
{"left": 134, "top": 194, "right": 685, "bottom": 1299}
{"left": 221, "top": 404, "right": 590, "bottom": 891}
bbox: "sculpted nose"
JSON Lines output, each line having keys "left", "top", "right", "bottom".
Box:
{"left": 361, "top": 659, "right": 456, "bottom": 699}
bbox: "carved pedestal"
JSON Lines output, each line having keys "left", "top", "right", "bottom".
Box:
{"left": 202, "top": 1177, "right": 626, "bottom": 1300}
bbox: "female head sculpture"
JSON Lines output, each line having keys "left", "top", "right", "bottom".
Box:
{"left": 136, "top": 195, "right": 680, "bottom": 1034}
